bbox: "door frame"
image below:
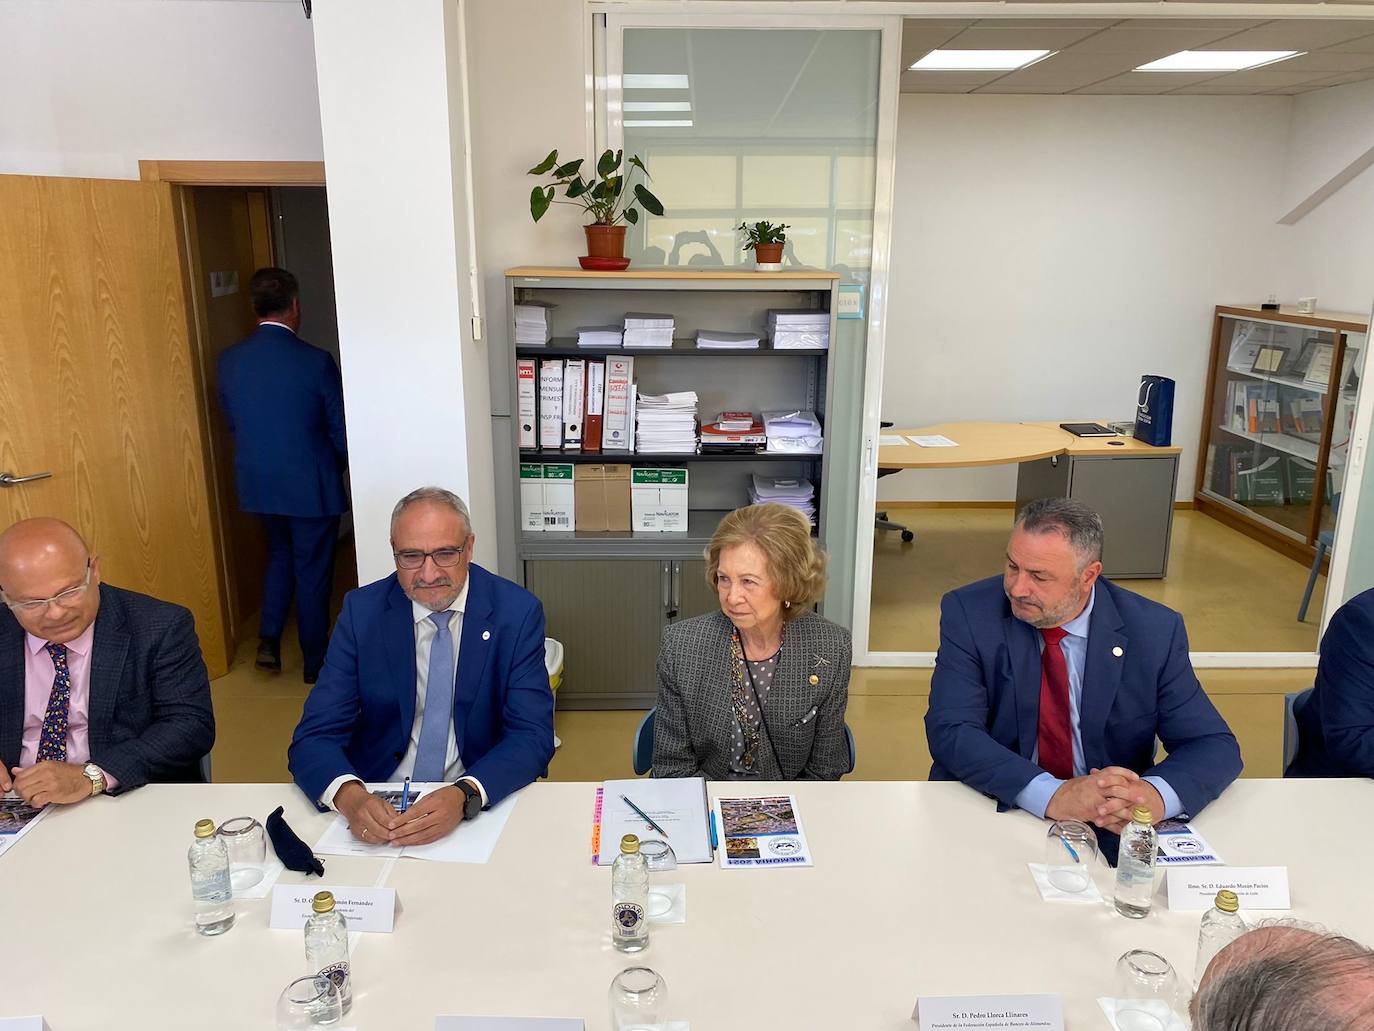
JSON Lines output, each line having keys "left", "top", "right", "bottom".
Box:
{"left": 139, "top": 160, "right": 326, "bottom": 187}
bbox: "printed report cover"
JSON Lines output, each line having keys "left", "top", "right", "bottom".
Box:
{"left": 716, "top": 794, "right": 813, "bottom": 869}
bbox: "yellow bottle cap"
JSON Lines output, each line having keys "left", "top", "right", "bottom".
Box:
{"left": 620, "top": 834, "right": 641, "bottom": 855}
{"left": 1215, "top": 889, "right": 1240, "bottom": 913}
{"left": 1131, "top": 806, "right": 1153, "bottom": 825}
{"left": 194, "top": 819, "right": 216, "bottom": 839}
{"left": 312, "top": 891, "right": 336, "bottom": 914}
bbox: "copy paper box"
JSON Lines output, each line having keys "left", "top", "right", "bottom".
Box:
{"left": 542, "top": 464, "right": 575, "bottom": 531}
{"left": 574, "top": 464, "right": 631, "bottom": 532}
{"left": 519, "top": 463, "right": 544, "bottom": 532}
{"left": 631, "top": 468, "right": 689, "bottom": 532}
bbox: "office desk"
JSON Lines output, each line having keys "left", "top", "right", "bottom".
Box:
{"left": 881, "top": 422, "right": 1183, "bottom": 577}
{"left": 3, "top": 780, "right": 1371, "bottom": 1030}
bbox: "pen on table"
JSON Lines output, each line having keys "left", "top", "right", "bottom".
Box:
{"left": 400, "top": 777, "right": 411, "bottom": 813}
{"left": 710, "top": 811, "right": 719, "bottom": 851}
{"left": 1057, "top": 834, "right": 1080, "bottom": 862}
{"left": 620, "top": 794, "right": 668, "bottom": 837}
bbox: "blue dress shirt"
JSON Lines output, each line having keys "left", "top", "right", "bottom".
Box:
{"left": 1014, "top": 586, "right": 1183, "bottom": 821}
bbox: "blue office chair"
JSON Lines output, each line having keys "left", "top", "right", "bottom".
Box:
{"left": 632, "top": 706, "right": 858, "bottom": 777}
{"left": 1298, "top": 494, "right": 1339, "bottom": 622}
{"left": 1282, "top": 687, "right": 1314, "bottom": 775}
{"left": 199, "top": 752, "right": 212, "bottom": 784}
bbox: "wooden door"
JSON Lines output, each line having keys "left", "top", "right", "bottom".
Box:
{"left": 0, "top": 174, "right": 231, "bottom": 676}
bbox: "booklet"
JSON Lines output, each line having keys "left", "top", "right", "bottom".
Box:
{"left": 715, "top": 795, "right": 813, "bottom": 868}
{"left": 313, "top": 783, "right": 518, "bottom": 864}
{"left": 1155, "top": 818, "right": 1222, "bottom": 866}
{"left": 0, "top": 795, "right": 49, "bottom": 858}
{"left": 592, "top": 777, "right": 712, "bottom": 866}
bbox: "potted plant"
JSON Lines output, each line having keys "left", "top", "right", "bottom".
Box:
{"left": 738, "top": 220, "right": 790, "bottom": 266}
{"left": 529, "top": 148, "right": 664, "bottom": 268}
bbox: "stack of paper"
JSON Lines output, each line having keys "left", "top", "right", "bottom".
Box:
{"left": 623, "top": 312, "right": 674, "bottom": 349}
{"left": 768, "top": 309, "right": 829, "bottom": 350}
{"left": 593, "top": 777, "right": 713, "bottom": 866}
{"left": 635, "top": 390, "right": 699, "bottom": 454}
{"left": 576, "top": 325, "right": 623, "bottom": 349}
{"left": 762, "top": 409, "right": 823, "bottom": 455}
{"left": 749, "top": 474, "right": 816, "bottom": 521}
{"left": 696, "top": 329, "right": 760, "bottom": 350}
{"left": 514, "top": 302, "right": 554, "bottom": 346}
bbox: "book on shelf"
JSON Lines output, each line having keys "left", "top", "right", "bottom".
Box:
{"left": 584, "top": 360, "right": 605, "bottom": 453}
{"left": 562, "top": 358, "right": 585, "bottom": 450}
{"left": 715, "top": 411, "right": 757, "bottom": 432}
{"left": 516, "top": 359, "right": 537, "bottom": 448}
{"left": 602, "top": 357, "right": 634, "bottom": 451}
{"left": 1235, "top": 455, "right": 1286, "bottom": 505}
{"left": 1303, "top": 342, "right": 1335, "bottom": 387}
{"left": 538, "top": 360, "right": 564, "bottom": 449}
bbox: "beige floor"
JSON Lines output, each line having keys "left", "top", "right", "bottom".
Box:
{"left": 870, "top": 507, "right": 1324, "bottom": 653}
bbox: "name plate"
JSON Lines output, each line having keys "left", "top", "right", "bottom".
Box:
{"left": 0, "top": 1019, "right": 49, "bottom": 1031}
{"left": 914, "top": 994, "right": 1063, "bottom": 1030}
{"left": 1165, "top": 866, "right": 1290, "bottom": 911}
{"left": 436, "top": 1020, "right": 585, "bottom": 1030}
{"left": 269, "top": 885, "right": 397, "bottom": 932}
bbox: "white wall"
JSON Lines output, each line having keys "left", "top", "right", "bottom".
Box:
{"left": 880, "top": 94, "right": 1291, "bottom": 503}
{"left": 0, "top": 0, "right": 321, "bottom": 180}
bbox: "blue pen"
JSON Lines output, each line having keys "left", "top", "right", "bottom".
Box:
{"left": 710, "top": 811, "right": 719, "bottom": 851}
{"left": 400, "top": 777, "right": 411, "bottom": 813}
{"left": 1058, "top": 834, "right": 1080, "bottom": 862}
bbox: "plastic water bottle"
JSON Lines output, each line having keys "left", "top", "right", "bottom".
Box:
{"left": 188, "top": 818, "right": 235, "bottom": 936}
{"left": 612, "top": 833, "right": 649, "bottom": 953}
{"left": 305, "top": 891, "right": 353, "bottom": 1013}
{"left": 1113, "top": 806, "right": 1159, "bottom": 919}
{"left": 1194, "top": 889, "right": 1247, "bottom": 984}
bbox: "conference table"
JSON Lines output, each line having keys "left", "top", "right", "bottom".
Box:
{"left": 4, "top": 778, "right": 1371, "bottom": 1029}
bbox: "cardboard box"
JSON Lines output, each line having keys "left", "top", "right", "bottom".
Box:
{"left": 574, "top": 464, "right": 631, "bottom": 532}
{"left": 542, "top": 463, "right": 575, "bottom": 531}
{"left": 631, "top": 467, "right": 689, "bottom": 532}
{"left": 519, "top": 463, "right": 545, "bottom": 532}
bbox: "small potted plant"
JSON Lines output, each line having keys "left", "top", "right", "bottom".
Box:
{"left": 529, "top": 148, "right": 664, "bottom": 269}
{"left": 738, "top": 220, "right": 790, "bottom": 267}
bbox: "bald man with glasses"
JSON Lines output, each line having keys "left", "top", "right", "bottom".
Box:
{"left": 0, "top": 518, "right": 215, "bottom": 805}
{"left": 288, "top": 487, "right": 554, "bottom": 847}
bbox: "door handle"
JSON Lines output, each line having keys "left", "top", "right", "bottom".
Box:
{"left": 669, "top": 561, "right": 681, "bottom": 619}
{"left": 662, "top": 561, "right": 672, "bottom": 619}
{"left": 0, "top": 471, "right": 53, "bottom": 487}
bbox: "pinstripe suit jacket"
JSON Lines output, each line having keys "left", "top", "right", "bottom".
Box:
{"left": 652, "top": 610, "right": 851, "bottom": 781}
{"left": 0, "top": 584, "right": 215, "bottom": 791}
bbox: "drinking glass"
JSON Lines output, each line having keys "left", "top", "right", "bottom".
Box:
{"left": 609, "top": 966, "right": 667, "bottom": 1031}
{"left": 1114, "top": 949, "right": 1184, "bottom": 1031}
{"left": 1045, "top": 819, "right": 1098, "bottom": 893}
{"left": 275, "top": 975, "right": 343, "bottom": 1029}
{"left": 638, "top": 839, "right": 677, "bottom": 919}
{"left": 218, "top": 816, "right": 267, "bottom": 890}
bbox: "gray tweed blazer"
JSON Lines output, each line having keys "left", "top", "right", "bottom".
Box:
{"left": 652, "top": 609, "right": 852, "bottom": 781}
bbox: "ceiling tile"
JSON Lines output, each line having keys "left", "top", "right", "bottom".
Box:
{"left": 1190, "top": 67, "right": 1333, "bottom": 88}
{"left": 1301, "top": 69, "right": 1374, "bottom": 86}
{"left": 1059, "top": 25, "right": 1251, "bottom": 56}
{"left": 1072, "top": 71, "right": 1213, "bottom": 94}
{"left": 1324, "top": 32, "right": 1374, "bottom": 53}
{"left": 936, "top": 23, "right": 1110, "bottom": 50}
{"left": 990, "top": 53, "right": 1135, "bottom": 88}
{"left": 901, "top": 20, "right": 974, "bottom": 67}
{"left": 1264, "top": 51, "right": 1374, "bottom": 74}
{"left": 973, "top": 83, "right": 1077, "bottom": 94}
{"left": 1196, "top": 20, "right": 1374, "bottom": 50}
{"left": 901, "top": 70, "right": 1004, "bottom": 92}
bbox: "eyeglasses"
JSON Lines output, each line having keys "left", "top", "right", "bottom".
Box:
{"left": 2, "top": 561, "right": 94, "bottom": 613}
{"left": 393, "top": 546, "right": 467, "bottom": 570}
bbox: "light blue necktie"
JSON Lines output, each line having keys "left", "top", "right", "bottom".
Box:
{"left": 412, "top": 610, "right": 455, "bottom": 782}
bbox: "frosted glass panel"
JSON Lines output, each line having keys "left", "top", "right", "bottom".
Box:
{"left": 622, "top": 27, "right": 881, "bottom": 273}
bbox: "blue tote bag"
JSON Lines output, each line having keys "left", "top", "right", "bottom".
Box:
{"left": 1134, "top": 375, "right": 1175, "bottom": 447}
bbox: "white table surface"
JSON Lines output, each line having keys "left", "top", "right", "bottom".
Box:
{"left": 2, "top": 778, "right": 1370, "bottom": 1030}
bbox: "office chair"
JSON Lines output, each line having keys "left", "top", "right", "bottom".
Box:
{"left": 1298, "top": 494, "right": 1339, "bottom": 622}
{"left": 1282, "top": 687, "right": 1314, "bottom": 775}
{"left": 876, "top": 420, "right": 915, "bottom": 543}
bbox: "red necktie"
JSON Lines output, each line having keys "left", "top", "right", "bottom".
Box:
{"left": 1037, "top": 626, "right": 1073, "bottom": 780}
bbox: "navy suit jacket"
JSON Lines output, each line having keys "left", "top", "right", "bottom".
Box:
{"left": 925, "top": 576, "right": 1241, "bottom": 819}
{"left": 1289, "top": 587, "right": 1374, "bottom": 778}
{"left": 216, "top": 324, "right": 348, "bottom": 517}
{"left": 0, "top": 584, "right": 215, "bottom": 790}
{"left": 287, "top": 564, "right": 555, "bottom": 809}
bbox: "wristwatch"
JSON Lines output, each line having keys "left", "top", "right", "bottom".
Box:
{"left": 455, "top": 779, "right": 482, "bottom": 821}
{"left": 82, "top": 763, "right": 106, "bottom": 797}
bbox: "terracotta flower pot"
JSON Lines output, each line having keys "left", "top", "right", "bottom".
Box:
{"left": 584, "top": 224, "right": 627, "bottom": 260}
{"left": 753, "top": 242, "right": 784, "bottom": 264}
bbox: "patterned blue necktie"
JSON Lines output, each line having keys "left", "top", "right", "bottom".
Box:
{"left": 412, "top": 611, "right": 455, "bottom": 782}
{"left": 39, "top": 643, "right": 72, "bottom": 762}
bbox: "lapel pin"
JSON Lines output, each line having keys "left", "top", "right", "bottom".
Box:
{"left": 482, "top": 630, "right": 491, "bottom": 641}
{"left": 808, "top": 673, "right": 819, "bottom": 685}
{"left": 1112, "top": 646, "right": 1124, "bottom": 657}
{"left": 812, "top": 655, "right": 830, "bottom": 668}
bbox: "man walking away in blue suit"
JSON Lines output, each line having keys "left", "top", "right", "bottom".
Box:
{"left": 1287, "top": 587, "right": 1374, "bottom": 778}
{"left": 926, "top": 498, "right": 1241, "bottom": 843}
{"left": 217, "top": 268, "right": 348, "bottom": 684}
{"left": 287, "top": 487, "right": 554, "bottom": 847}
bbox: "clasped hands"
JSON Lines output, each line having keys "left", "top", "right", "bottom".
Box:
{"left": 1046, "top": 766, "right": 1164, "bottom": 834}
{"left": 335, "top": 780, "right": 465, "bottom": 847}
{"left": 0, "top": 761, "right": 96, "bottom": 807}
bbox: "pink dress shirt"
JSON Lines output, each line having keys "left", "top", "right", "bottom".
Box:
{"left": 20, "top": 625, "right": 117, "bottom": 788}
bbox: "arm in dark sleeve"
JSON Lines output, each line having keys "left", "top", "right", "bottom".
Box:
{"left": 651, "top": 629, "right": 704, "bottom": 779}
{"left": 1316, "top": 599, "right": 1374, "bottom": 775}
{"left": 321, "top": 353, "right": 348, "bottom": 464}
{"left": 1144, "top": 613, "right": 1243, "bottom": 817}
{"left": 925, "top": 591, "right": 1045, "bottom": 806}
{"left": 799, "top": 628, "right": 852, "bottom": 781}
{"left": 462, "top": 598, "right": 555, "bottom": 807}
{"left": 91, "top": 609, "right": 215, "bottom": 791}
{"left": 288, "top": 596, "right": 365, "bottom": 808}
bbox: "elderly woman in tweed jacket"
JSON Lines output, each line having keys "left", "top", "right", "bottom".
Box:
{"left": 652, "top": 503, "right": 852, "bottom": 781}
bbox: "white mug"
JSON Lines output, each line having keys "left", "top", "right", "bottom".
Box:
{"left": 1297, "top": 296, "right": 1317, "bottom": 314}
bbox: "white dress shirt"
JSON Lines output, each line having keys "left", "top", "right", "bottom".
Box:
{"left": 324, "top": 579, "right": 487, "bottom": 809}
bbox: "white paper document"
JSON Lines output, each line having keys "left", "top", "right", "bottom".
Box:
{"left": 908, "top": 434, "right": 958, "bottom": 448}
{"left": 1154, "top": 819, "right": 1222, "bottom": 866}
{"left": 0, "top": 795, "right": 49, "bottom": 858}
{"left": 436, "top": 1017, "right": 583, "bottom": 1030}
{"left": 915, "top": 994, "right": 1063, "bottom": 1031}
{"left": 716, "top": 795, "right": 813, "bottom": 868}
{"left": 593, "top": 778, "right": 712, "bottom": 866}
{"left": 879, "top": 434, "right": 909, "bottom": 446}
{"left": 313, "top": 783, "right": 518, "bottom": 864}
